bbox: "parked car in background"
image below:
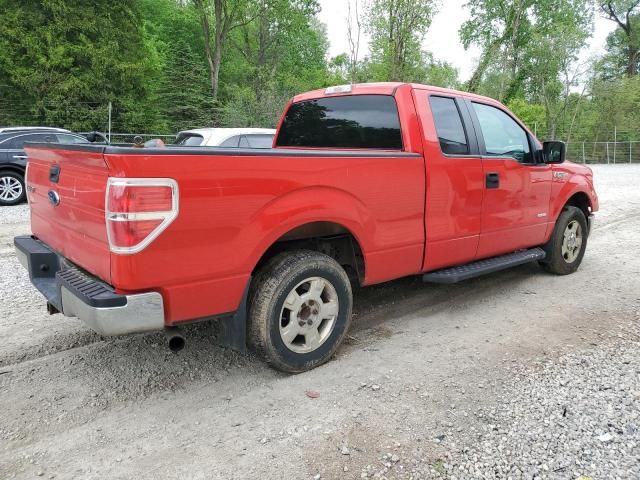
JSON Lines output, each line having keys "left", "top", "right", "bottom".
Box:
{"left": 0, "top": 128, "right": 89, "bottom": 206}
{"left": 175, "top": 128, "right": 276, "bottom": 148}
{"left": 0, "top": 126, "right": 71, "bottom": 134}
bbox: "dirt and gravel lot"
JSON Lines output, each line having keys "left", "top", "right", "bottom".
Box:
{"left": 1, "top": 165, "right": 639, "bottom": 480}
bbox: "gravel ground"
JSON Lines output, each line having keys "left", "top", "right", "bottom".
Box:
{"left": 432, "top": 329, "right": 640, "bottom": 480}
{"left": 0, "top": 164, "right": 639, "bottom": 479}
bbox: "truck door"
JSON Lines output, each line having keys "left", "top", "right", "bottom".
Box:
{"left": 414, "top": 90, "right": 485, "bottom": 271}
{"left": 466, "top": 101, "right": 553, "bottom": 258}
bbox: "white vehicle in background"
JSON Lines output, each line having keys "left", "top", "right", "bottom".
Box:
{"left": 175, "top": 128, "right": 276, "bottom": 148}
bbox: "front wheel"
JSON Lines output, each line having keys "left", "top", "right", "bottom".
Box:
{"left": 247, "top": 250, "right": 353, "bottom": 373}
{"left": 0, "top": 171, "right": 26, "bottom": 206}
{"left": 541, "top": 206, "right": 588, "bottom": 275}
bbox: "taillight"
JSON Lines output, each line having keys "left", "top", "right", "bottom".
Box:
{"left": 105, "top": 178, "right": 179, "bottom": 254}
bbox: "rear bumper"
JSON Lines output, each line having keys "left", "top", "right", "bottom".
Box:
{"left": 14, "top": 235, "right": 165, "bottom": 336}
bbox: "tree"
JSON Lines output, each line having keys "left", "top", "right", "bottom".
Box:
{"left": 598, "top": 17, "right": 640, "bottom": 79}
{"left": 140, "top": 0, "right": 216, "bottom": 131}
{"left": 461, "top": 0, "right": 593, "bottom": 138}
{"left": 600, "top": 1, "right": 640, "bottom": 76}
{"left": 462, "top": 0, "right": 592, "bottom": 101}
{"left": 346, "top": 0, "right": 363, "bottom": 83}
{"left": 461, "top": 0, "right": 530, "bottom": 95}
{"left": 193, "top": 0, "right": 254, "bottom": 101}
{"left": 0, "top": 0, "right": 160, "bottom": 132}
{"left": 221, "top": 0, "right": 328, "bottom": 127}
{"left": 365, "top": 0, "right": 437, "bottom": 81}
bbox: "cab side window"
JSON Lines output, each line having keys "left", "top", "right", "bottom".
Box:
{"left": 429, "top": 96, "right": 469, "bottom": 155}
{"left": 472, "top": 102, "right": 532, "bottom": 163}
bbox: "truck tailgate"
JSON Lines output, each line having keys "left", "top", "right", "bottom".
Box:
{"left": 25, "top": 145, "right": 111, "bottom": 283}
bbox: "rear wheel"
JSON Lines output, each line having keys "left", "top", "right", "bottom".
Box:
{"left": 0, "top": 171, "right": 25, "bottom": 206}
{"left": 541, "top": 206, "right": 588, "bottom": 275}
{"left": 248, "top": 250, "right": 353, "bottom": 373}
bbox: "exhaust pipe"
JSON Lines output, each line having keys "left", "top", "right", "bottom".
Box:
{"left": 164, "top": 327, "right": 185, "bottom": 352}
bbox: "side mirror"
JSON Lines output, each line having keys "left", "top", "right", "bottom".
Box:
{"left": 543, "top": 141, "right": 566, "bottom": 164}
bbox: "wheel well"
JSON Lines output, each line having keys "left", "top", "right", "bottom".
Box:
{"left": 565, "top": 192, "right": 591, "bottom": 220}
{"left": 254, "top": 222, "right": 365, "bottom": 284}
{"left": 0, "top": 165, "right": 26, "bottom": 177}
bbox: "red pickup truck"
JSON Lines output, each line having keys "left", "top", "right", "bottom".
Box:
{"left": 15, "top": 83, "right": 598, "bottom": 372}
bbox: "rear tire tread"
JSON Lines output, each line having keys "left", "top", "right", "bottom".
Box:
{"left": 247, "top": 250, "right": 352, "bottom": 373}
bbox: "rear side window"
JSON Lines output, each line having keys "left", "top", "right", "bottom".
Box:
{"left": 3, "top": 133, "right": 56, "bottom": 149}
{"left": 56, "top": 134, "right": 88, "bottom": 144}
{"left": 244, "top": 134, "right": 274, "bottom": 149}
{"left": 276, "top": 95, "right": 403, "bottom": 149}
{"left": 219, "top": 136, "right": 240, "bottom": 148}
{"left": 429, "top": 96, "right": 469, "bottom": 155}
{"left": 177, "top": 134, "right": 204, "bottom": 146}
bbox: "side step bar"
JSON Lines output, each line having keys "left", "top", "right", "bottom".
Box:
{"left": 423, "top": 248, "right": 546, "bottom": 284}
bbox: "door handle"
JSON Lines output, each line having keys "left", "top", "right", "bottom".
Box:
{"left": 12, "top": 155, "right": 28, "bottom": 160}
{"left": 486, "top": 172, "right": 500, "bottom": 189}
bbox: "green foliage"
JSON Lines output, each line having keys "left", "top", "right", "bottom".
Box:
{"left": 366, "top": 0, "right": 437, "bottom": 82}
{"left": 0, "top": 0, "right": 163, "bottom": 132}
{"left": 597, "top": 14, "right": 640, "bottom": 80}
{"left": 138, "top": 0, "right": 216, "bottom": 131}
{"left": 0, "top": 0, "right": 328, "bottom": 133}
{"left": 507, "top": 98, "right": 545, "bottom": 132}
{"left": 221, "top": 1, "right": 329, "bottom": 126}
{"left": 462, "top": 0, "right": 594, "bottom": 138}
{"left": 0, "top": 0, "right": 638, "bottom": 143}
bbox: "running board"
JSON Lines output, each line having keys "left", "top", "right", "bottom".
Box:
{"left": 422, "top": 248, "right": 546, "bottom": 284}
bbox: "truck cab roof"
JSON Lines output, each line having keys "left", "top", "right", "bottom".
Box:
{"left": 292, "top": 82, "right": 499, "bottom": 106}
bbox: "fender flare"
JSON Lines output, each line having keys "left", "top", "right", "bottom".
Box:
{"left": 238, "top": 186, "right": 374, "bottom": 275}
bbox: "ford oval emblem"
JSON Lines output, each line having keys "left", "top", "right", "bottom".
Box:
{"left": 48, "top": 190, "right": 60, "bottom": 206}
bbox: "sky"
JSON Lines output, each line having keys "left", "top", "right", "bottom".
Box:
{"left": 317, "top": 0, "right": 618, "bottom": 82}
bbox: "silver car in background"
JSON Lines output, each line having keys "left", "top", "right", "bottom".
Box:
{"left": 175, "top": 128, "right": 276, "bottom": 148}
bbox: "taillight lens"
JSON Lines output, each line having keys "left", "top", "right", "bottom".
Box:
{"left": 106, "top": 178, "right": 179, "bottom": 254}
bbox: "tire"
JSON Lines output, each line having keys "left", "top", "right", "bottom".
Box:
{"left": 247, "top": 250, "right": 353, "bottom": 373}
{"left": 541, "top": 206, "right": 588, "bottom": 275}
{"left": 0, "top": 171, "right": 26, "bottom": 206}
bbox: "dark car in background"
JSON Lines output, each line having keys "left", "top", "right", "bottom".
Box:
{"left": 0, "top": 127, "right": 89, "bottom": 206}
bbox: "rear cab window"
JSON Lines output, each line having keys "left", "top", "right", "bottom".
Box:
{"left": 275, "top": 94, "right": 403, "bottom": 150}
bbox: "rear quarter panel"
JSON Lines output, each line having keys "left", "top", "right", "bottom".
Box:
{"left": 105, "top": 150, "right": 426, "bottom": 323}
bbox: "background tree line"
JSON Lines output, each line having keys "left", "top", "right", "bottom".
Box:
{"left": 0, "top": 0, "right": 638, "bottom": 144}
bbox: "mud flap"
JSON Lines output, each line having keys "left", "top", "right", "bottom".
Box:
{"left": 214, "top": 278, "right": 250, "bottom": 353}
